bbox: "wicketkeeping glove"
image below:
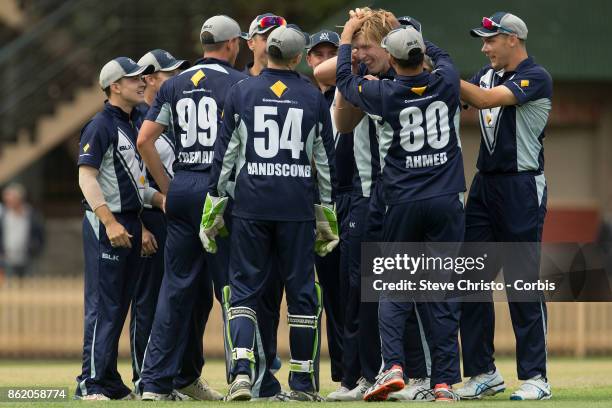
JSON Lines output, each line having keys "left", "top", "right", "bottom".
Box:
{"left": 199, "top": 193, "right": 228, "bottom": 253}
{"left": 314, "top": 203, "right": 339, "bottom": 257}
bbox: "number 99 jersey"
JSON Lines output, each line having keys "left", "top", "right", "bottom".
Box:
{"left": 336, "top": 41, "right": 466, "bottom": 204}
{"left": 145, "top": 57, "right": 248, "bottom": 172}
{"left": 209, "top": 68, "right": 337, "bottom": 222}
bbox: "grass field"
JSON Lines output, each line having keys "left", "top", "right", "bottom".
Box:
{"left": 0, "top": 358, "right": 611, "bottom": 406}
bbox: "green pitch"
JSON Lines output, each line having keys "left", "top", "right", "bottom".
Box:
{"left": 0, "top": 357, "right": 611, "bottom": 406}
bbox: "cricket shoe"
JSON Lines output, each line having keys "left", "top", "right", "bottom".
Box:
{"left": 171, "top": 389, "right": 192, "bottom": 400}
{"left": 510, "top": 376, "right": 551, "bottom": 400}
{"left": 250, "top": 390, "right": 291, "bottom": 402}
{"left": 388, "top": 377, "right": 434, "bottom": 401}
{"left": 225, "top": 374, "right": 252, "bottom": 401}
{"left": 176, "top": 377, "right": 223, "bottom": 400}
{"left": 434, "top": 383, "right": 460, "bottom": 402}
{"left": 456, "top": 369, "right": 506, "bottom": 399}
{"left": 141, "top": 391, "right": 176, "bottom": 401}
{"left": 363, "top": 365, "right": 405, "bottom": 401}
{"left": 333, "top": 377, "right": 374, "bottom": 401}
{"left": 287, "top": 390, "right": 325, "bottom": 401}
{"left": 80, "top": 394, "right": 110, "bottom": 401}
{"left": 119, "top": 392, "right": 139, "bottom": 400}
{"left": 326, "top": 385, "right": 351, "bottom": 401}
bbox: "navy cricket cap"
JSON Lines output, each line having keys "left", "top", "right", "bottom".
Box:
{"left": 138, "top": 49, "right": 190, "bottom": 73}
{"left": 99, "top": 57, "right": 154, "bottom": 89}
{"left": 307, "top": 30, "right": 340, "bottom": 53}
{"left": 470, "top": 12, "right": 528, "bottom": 40}
{"left": 397, "top": 16, "right": 422, "bottom": 33}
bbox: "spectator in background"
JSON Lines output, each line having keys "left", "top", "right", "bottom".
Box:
{"left": 0, "top": 183, "right": 45, "bottom": 282}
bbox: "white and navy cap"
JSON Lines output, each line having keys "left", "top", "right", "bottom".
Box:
{"left": 200, "top": 15, "right": 243, "bottom": 44}
{"left": 138, "top": 49, "right": 190, "bottom": 72}
{"left": 307, "top": 30, "right": 340, "bottom": 52}
{"left": 381, "top": 26, "right": 425, "bottom": 60}
{"left": 266, "top": 25, "right": 306, "bottom": 60}
{"left": 471, "top": 12, "right": 528, "bottom": 40}
{"left": 99, "top": 57, "right": 154, "bottom": 89}
{"left": 242, "top": 13, "right": 286, "bottom": 40}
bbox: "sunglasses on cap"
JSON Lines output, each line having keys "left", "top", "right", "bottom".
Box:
{"left": 257, "top": 15, "right": 287, "bottom": 30}
{"left": 481, "top": 17, "right": 515, "bottom": 35}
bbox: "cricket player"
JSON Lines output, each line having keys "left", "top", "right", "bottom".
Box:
{"left": 201, "top": 25, "right": 337, "bottom": 402}
{"left": 239, "top": 12, "right": 287, "bottom": 383}
{"left": 336, "top": 15, "right": 467, "bottom": 402}
{"left": 136, "top": 15, "right": 245, "bottom": 401}
{"left": 75, "top": 57, "right": 163, "bottom": 400}
{"left": 315, "top": 9, "right": 432, "bottom": 402}
{"left": 130, "top": 49, "right": 189, "bottom": 394}
{"left": 457, "top": 12, "right": 552, "bottom": 401}
{"left": 242, "top": 13, "right": 287, "bottom": 76}
{"left": 306, "top": 28, "right": 351, "bottom": 388}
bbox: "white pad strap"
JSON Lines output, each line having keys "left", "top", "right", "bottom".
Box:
{"left": 228, "top": 306, "right": 257, "bottom": 323}
{"left": 289, "top": 359, "right": 314, "bottom": 373}
{"left": 232, "top": 347, "right": 255, "bottom": 363}
{"left": 287, "top": 314, "right": 317, "bottom": 329}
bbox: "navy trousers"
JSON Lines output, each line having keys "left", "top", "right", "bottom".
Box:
{"left": 460, "top": 172, "right": 548, "bottom": 380}
{"left": 139, "top": 170, "right": 229, "bottom": 393}
{"left": 130, "top": 208, "right": 165, "bottom": 388}
{"left": 379, "top": 194, "right": 465, "bottom": 386}
{"left": 229, "top": 217, "right": 320, "bottom": 392}
{"left": 76, "top": 211, "right": 142, "bottom": 399}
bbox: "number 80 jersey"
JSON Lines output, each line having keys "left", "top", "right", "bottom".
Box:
{"left": 145, "top": 57, "right": 248, "bottom": 172}
{"left": 335, "top": 41, "right": 466, "bottom": 205}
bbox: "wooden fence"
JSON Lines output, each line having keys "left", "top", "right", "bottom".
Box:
{"left": 1, "top": 277, "right": 611, "bottom": 357}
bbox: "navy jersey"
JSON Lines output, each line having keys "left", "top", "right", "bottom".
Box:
{"left": 78, "top": 102, "right": 147, "bottom": 213}
{"left": 135, "top": 104, "right": 176, "bottom": 193}
{"left": 336, "top": 41, "right": 466, "bottom": 204}
{"left": 326, "top": 87, "right": 355, "bottom": 193}
{"left": 145, "top": 57, "right": 247, "bottom": 172}
{"left": 209, "top": 68, "right": 337, "bottom": 221}
{"left": 469, "top": 57, "right": 552, "bottom": 174}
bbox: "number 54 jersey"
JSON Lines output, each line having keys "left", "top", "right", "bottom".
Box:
{"left": 209, "top": 68, "right": 337, "bottom": 222}
{"left": 145, "top": 57, "right": 248, "bottom": 172}
{"left": 336, "top": 41, "right": 466, "bottom": 204}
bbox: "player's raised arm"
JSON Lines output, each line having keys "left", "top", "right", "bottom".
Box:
{"left": 333, "top": 89, "right": 365, "bottom": 133}
{"left": 460, "top": 80, "right": 518, "bottom": 109}
{"left": 335, "top": 14, "right": 384, "bottom": 117}
{"left": 313, "top": 56, "right": 338, "bottom": 86}
{"left": 425, "top": 40, "right": 460, "bottom": 85}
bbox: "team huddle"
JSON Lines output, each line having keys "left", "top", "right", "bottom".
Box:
{"left": 74, "top": 6, "right": 553, "bottom": 403}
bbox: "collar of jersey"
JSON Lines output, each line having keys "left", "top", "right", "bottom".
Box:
{"left": 513, "top": 56, "right": 535, "bottom": 72}
{"left": 261, "top": 68, "right": 301, "bottom": 77}
{"left": 104, "top": 101, "right": 135, "bottom": 122}
{"left": 193, "top": 57, "right": 233, "bottom": 68}
{"left": 394, "top": 71, "right": 429, "bottom": 86}
{"left": 494, "top": 56, "right": 535, "bottom": 77}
